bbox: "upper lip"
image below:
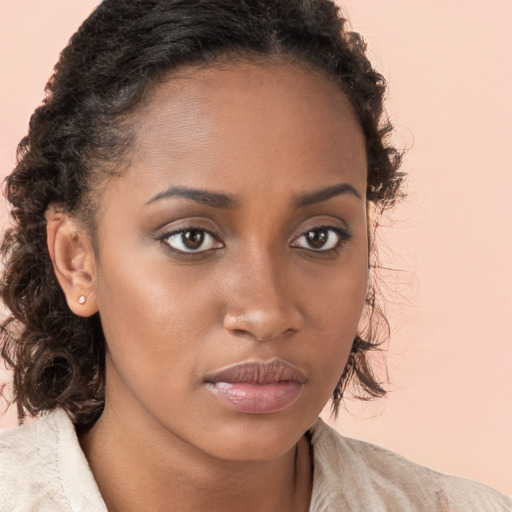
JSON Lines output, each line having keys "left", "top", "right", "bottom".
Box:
{"left": 205, "top": 360, "right": 307, "bottom": 385}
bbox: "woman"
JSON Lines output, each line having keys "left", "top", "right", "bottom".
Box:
{"left": 0, "top": 0, "right": 510, "bottom": 510}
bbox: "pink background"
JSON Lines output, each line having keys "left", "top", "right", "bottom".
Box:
{"left": 1, "top": 0, "right": 511, "bottom": 495}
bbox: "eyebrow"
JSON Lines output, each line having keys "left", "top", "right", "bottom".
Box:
{"left": 145, "top": 182, "right": 361, "bottom": 209}
{"left": 145, "top": 186, "right": 238, "bottom": 208}
{"left": 294, "top": 183, "right": 362, "bottom": 208}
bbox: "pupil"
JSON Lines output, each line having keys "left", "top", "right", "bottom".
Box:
{"left": 307, "top": 229, "right": 327, "bottom": 249}
{"left": 183, "top": 230, "right": 204, "bottom": 249}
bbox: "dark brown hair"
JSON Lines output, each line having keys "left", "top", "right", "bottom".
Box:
{"left": 1, "top": 0, "right": 403, "bottom": 426}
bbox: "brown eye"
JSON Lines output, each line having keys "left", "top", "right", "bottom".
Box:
{"left": 291, "top": 226, "right": 350, "bottom": 252}
{"left": 305, "top": 229, "right": 329, "bottom": 249}
{"left": 182, "top": 230, "right": 205, "bottom": 250}
{"left": 164, "top": 229, "right": 223, "bottom": 253}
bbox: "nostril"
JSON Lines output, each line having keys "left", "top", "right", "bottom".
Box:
{"left": 223, "top": 308, "right": 304, "bottom": 342}
{"left": 231, "top": 328, "right": 250, "bottom": 338}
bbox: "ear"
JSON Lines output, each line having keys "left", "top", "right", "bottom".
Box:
{"left": 45, "top": 206, "right": 99, "bottom": 317}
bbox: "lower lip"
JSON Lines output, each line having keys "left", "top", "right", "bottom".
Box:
{"left": 207, "top": 381, "right": 303, "bottom": 414}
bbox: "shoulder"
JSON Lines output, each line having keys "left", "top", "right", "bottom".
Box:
{"left": 309, "top": 418, "right": 512, "bottom": 512}
{"left": 0, "top": 408, "right": 106, "bottom": 512}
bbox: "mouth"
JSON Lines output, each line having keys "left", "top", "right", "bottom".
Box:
{"left": 205, "top": 360, "right": 307, "bottom": 414}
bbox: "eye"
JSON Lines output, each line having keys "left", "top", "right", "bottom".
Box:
{"left": 162, "top": 228, "right": 223, "bottom": 253}
{"left": 291, "top": 226, "right": 350, "bottom": 252}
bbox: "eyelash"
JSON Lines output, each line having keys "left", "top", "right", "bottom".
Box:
{"left": 158, "top": 226, "right": 223, "bottom": 254}
{"left": 290, "top": 226, "right": 351, "bottom": 253}
{"left": 158, "top": 225, "right": 351, "bottom": 255}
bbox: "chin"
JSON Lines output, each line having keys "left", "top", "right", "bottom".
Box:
{"left": 193, "top": 411, "right": 314, "bottom": 462}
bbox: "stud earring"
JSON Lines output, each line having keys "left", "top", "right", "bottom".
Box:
{"left": 78, "top": 295, "right": 87, "bottom": 305}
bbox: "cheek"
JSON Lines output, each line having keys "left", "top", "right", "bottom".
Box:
{"left": 93, "top": 220, "right": 368, "bottom": 420}
{"left": 93, "top": 249, "right": 221, "bottom": 392}
{"left": 294, "top": 249, "right": 368, "bottom": 388}
{"left": 305, "top": 241, "right": 368, "bottom": 335}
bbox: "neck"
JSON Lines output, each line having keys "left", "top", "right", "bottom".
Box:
{"left": 79, "top": 387, "right": 312, "bottom": 512}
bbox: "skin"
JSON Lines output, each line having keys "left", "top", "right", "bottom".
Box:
{"left": 47, "top": 61, "right": 369, "bottom": 512}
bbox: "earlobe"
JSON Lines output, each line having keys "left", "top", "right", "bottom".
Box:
{"left": 45, "top": 207, "right": 99, "bottom": 317}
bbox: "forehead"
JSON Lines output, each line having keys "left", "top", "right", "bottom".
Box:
{"left": 114, "top": 61, "right": 367, "bottom": 202}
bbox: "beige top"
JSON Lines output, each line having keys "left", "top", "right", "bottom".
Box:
{"left": 0, "top": 408, "right": 510, "bottom": 511}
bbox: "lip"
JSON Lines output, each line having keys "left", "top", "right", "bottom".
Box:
{"left": 205, "top": 360, "right": 307, "bottom": 414}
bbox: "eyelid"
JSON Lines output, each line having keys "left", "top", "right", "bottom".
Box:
{"left": 156, "top": 224, "right": 224, "bottom": 254}
{"left": 290, "top": 225, "right": 352, "bottom": 252}
{"left": 154, "top": 217, "right": 351, "bottom": 255}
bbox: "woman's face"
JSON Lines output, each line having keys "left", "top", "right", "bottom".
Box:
{"left": 90, "top": 61, "right": 368, "bottom": 461}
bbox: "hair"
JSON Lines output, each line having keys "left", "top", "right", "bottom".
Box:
{"left": 1, "top": 0, "right": 403, "bottom": 426}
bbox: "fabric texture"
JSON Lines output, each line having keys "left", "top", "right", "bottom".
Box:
{"left": 1, "top": 408, "right": 510, "bottom": 511}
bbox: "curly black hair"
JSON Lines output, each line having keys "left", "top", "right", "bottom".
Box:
{"left": 1, "top": 0, "right": 403, "bottom": 427}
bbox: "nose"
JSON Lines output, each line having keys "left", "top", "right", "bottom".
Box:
{"left": 222, "top": 252, "right": 305, "bottom": 342}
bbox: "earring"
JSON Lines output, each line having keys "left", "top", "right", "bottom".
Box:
{"left": 78, "top": 295, "right": 87, "bottom": 305}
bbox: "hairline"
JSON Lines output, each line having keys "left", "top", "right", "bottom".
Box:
{"left": 78, "top": 52, "right": 366, "bottom": 252}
